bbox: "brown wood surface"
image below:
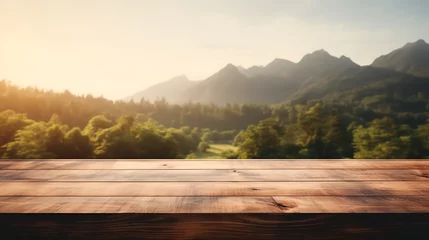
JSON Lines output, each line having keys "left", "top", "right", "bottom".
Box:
{"left": 1, "top": 159, "right": 429, "bottom": 239}
{"left": 0, "top": 196, "right": 428, "bottom": 213}
{"left": 1, "top": 159, "right": 429, "bottom": 170}
{"left": 1, "top": 214, "right": 428, "bottom": 240}
{"left": 1, "top": 169, "right": 428, "bottom": 181}
{"left": 0, "top": 197, "right": 282, "bottom": 213}
{"left": 273, "top": 196, "right": 429, "bottom": 213}
{"left": 1, "top": 181, "right": 428, "bottom": 196}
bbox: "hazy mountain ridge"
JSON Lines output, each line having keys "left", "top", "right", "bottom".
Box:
{"left": 125, "top": 75, "right": 198, "bottom": 103}
{"left": 184, "top": 64, "right": 249, "bottom": 104}
{"left": 371, "top": 39, "right": 429, "bottom": 77}
{"left": 242, "top": 58, "right": 296, "bottom": 78}
{"left": 126, "top": 39, "right": 429, "bottom": 105}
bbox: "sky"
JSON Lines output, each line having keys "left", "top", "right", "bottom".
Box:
{"left": 1, "top": 0, "right": 429, "bottom": 100}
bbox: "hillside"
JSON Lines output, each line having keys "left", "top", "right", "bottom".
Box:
{"left": 184, "top": 64, "right": 293, "bottom": 104}
{"left": 242, "top": 58, "right": 296, "bottom": 78}
{"left": 289, "top": 41, "right": 429, "bottom": 104}
{"left": 371, "top": 39, "right": 429, "bottom": 77}
{"left": 289, "top": 67, "right": 429, "bottom": 106}
{"left": 124, "top": 75, "right": 197, "bottom": 103}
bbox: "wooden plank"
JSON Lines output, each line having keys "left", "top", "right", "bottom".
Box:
{"left": 1, "top": 169, "right": 428, "bottom": 181}
{"left": 0, "top": 197, "right": 281, "bottom": 213}
{"left": 0, "top": 213, "right": 428, "bottom": 240}
{"left": 1, "top": 181, "right": 428, "bottom": 197}
{"left": 0, "top": 196, "right": 428, "bottom": 213}
{"left": 1, "top": 213, "right": 428, "bottom": 240}
{"left": 273, "top": 196, "right": 429, "bottom": 213}
{"left": 1, "top": 160, "right": 429, "bottom": 170}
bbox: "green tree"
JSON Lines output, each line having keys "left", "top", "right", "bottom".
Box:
{"left": 198, "top": 141, "right": 210, "bottom": 153}
{"left": 417, "top": 122, "right": 429, "bottom": 157}
{"left": 323, "top": 114, "right": 353, "bottom": 158}
{"left": 185, "top": 153, "right": 197, "bottom": 159}
{"left": 296, "top": 103, "right": 325, "bottom": 158}
{"left": 167, "top": 129, "right": 197, "bottom": 156}
{"left": 232, "top": 130, "right": 245, "bottom": 146}
{"left": 63, "top": 127, "right": 93, "bottom": 158}
{"left": 201, "top": 132, "right": 210, "bottom": 142}
{"left": 83, "top": 115, "right": 114, "bottom": 139}
{"left": 353, "top": 118, "right": 413, "bottom": 159}
{"left": 2, "top": 122, "right": 56, "bottom": 159}
{"left": 238, "top": 118, "right": 284, "bottom": 159}
{"left": 221, "top": 150, "right": 239, "bottom": 159}
{"left": 0, "top": 110, "right": 34, "bottom": 152}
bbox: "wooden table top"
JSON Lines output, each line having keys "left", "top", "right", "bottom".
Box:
{"left": 1, "top": 159, "right": 429, "bottom": 213}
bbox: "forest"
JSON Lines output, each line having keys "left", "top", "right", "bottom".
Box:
{"left": 1, "top": 80, "right": 429, "bottom": 159}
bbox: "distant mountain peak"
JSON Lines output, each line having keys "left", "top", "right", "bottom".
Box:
{"left": 124, "top": 74, "right": 196, "bottom": 103}
{"left": 404, "top": 39, "right": 429, "bottom": 48}
{"left": 272, "top": 58, "right": 288, "bottom": 63}
{"left": 372, "top": 39, "right": 429, "bottom": 77}
{"left": 266, "top": 58, "right": 295, "bottom": 66}
{"left": 219, "top": 63, "right": 239, "bottom": 73}
{"left": 310, "top": 49, "right": 332, "bottom": 57}
{"left": 313, "top": 49, "right": 330, "bottom": 55}
{"left": 339, "top": 55, "right": 355, "bottom": 63}
{"left": 206, "top": 63, "right": 245, "bottom": 80}
{"left": 299, "top": 49, "right": 335, "bottom": 64}
{"left": 242, "top": 65, "right": 264, "bottom": 76}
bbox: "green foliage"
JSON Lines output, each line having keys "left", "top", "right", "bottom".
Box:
{"left": 1, "top": 111, "right": 201, "bottom": 159}
{"left": 220, "top": 150, "right": 238, "bottom": 159}
{"left": 2, "top": 120, "right": 67, "bottom": 159}
{"left": 232, "top": 130, "right": 245, "bottom": 146}
{"left": 167, "top": 128, "right": 197, "bottom": 156}
{"left": 91, "top": 118, "right": 182, "bottom": 159}
{"left": 238, "top": 118, "right": 285, "bottom": 159}
{"left": 198, "top": 141, "right": 210, "bottom": 153}
{"left": 2, "top": 121, "right": 52, "bottom": 159}
{"left": 201, "top": 132, "right": 210, "bottom": 142}
{"left": 232, "top": 108, "right": 429, "bottom": 159}
{"left": 0, "top": 110, "right": 34, "bottom": 155}
{"left": 418, "top": 123, "right": 429, "bottom": 153}
{"left": 185, "top": 153, "right": 197, "bottom": 159}
{"left": 2, "top": 80, "right": 429, "bottom": 159}
{"left": 63, "top": 127, "right": 93, "bottom": 158}
{"left": 83, "top": 115, "right": 114, "bottom": 139}
{"left": 352, "top": 118, "right": 417, "bottom": 159}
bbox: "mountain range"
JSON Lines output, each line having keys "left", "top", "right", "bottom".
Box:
{"left": 125, "top": 40, "right": 429, "bottom": 105}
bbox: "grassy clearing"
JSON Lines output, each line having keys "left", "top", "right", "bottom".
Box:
{"left": 194, "top": 143, "right": 238, "bottom": 159}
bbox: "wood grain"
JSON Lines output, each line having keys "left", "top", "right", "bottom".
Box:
{"left": 0, "top": 197, "right": 282, "bottom": 213}
{"left": 1, "top": 160, "right": 429, "bottom": 170}
{"left": 1, "top": 159, "right": 429, "bottom": 239}
{"left": 0, "top": 196, "right": 428, "bottom": 213}
{"left": 0, "top": 214, "right": 428, "bottom": 240}
{"left": 1, "top": 181, "right": 428, "bottom": 196}
{"left": 273, "top": 196, "right": 429, "bottom": 213}
{"left": 1, "top": 169, "right": 428, "bottom": 181}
